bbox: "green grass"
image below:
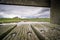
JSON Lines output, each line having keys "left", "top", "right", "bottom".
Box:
{"left": 0, "top": 18, "right": 50, "bottom": 23}
{"left": 22, "top": 18, "right": 50, "bottom": 22}
{"left": 0, "top": 18, "right": 21, "bottom": 23}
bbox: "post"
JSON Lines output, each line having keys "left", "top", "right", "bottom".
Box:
{"left": 51, "top": 0, "right": 60, "bottom": 25}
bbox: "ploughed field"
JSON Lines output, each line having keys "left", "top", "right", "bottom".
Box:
{"left": 0, "top": 22, "right": 60, "bottom": 40}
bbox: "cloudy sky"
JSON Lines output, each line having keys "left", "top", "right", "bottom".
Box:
{"left": 0, "top": 4, "right": 50, "bottom": 18}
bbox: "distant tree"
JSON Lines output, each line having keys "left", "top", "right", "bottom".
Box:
{"left": 13, "top": 16, "right": 19, "bottom": 18}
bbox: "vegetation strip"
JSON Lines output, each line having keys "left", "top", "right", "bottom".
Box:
{"left": 31, "top": 25, "right": 45, "bottom": 40}
{"left": 0, "top": 18, "right": 50, "bottom": 23}
{"left": 0, "top": 25, "right": 17, "bottom": 40}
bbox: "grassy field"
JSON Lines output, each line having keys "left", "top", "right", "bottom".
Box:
{"left": 24, "top": 18, "right": 50, "bottom": 22}
{"left": 0, "top": 18, "right": 50, "bottom": 23}
{"left": 0, "top": 18, "right": 20, "bottom": 23}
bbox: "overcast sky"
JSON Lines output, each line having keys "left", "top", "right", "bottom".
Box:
{"left": 0, "top": 4, "right": 50, "bottom": 18}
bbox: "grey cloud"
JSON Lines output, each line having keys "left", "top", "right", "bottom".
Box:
{"left": 0, "top": 4, "right": 50, "bottom": 18}
{"left": 37, "top": 8, "right": 50, "bottom": 14}
{"left": 0, "top": 15, "right": 4, "bottom": 18}
{"left": 41, "top": 8, "right": 50, "bottom": 12}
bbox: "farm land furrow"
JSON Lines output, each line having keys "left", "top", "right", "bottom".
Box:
{"left": 0, "top": 22, "right": 60, "bottom": 40}
{"left": 2, "top": 24, "right": 39, "bottom": 40}
{"left": 31, "top": 23, "right": 60, "bottom": 40}
{"left": 0, "top": 25, "right": 16, "bottom": 40}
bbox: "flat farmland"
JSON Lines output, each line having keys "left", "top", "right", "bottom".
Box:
{"left": 0, "top": 18, "right": 50, "bottom": 23}
{"left": 0, "top": 22, "right": 60, "bottom": 40}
